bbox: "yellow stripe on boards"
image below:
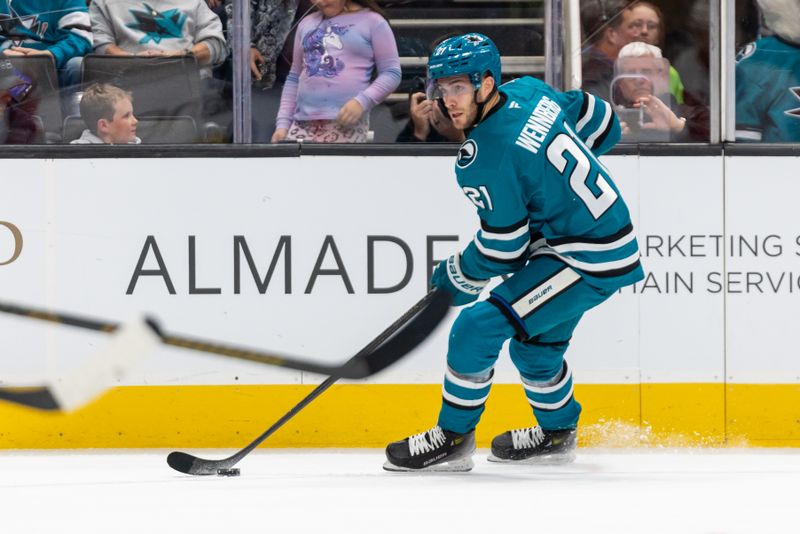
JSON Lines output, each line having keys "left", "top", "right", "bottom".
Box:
{"left": 0, "top": 384, "right": 797, "bottom": 448}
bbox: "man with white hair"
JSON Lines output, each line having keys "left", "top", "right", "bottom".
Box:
{"left": 736, "top": 0, "right": 800, "bottom": 142}
{"left": 612, "top": 41, "right": 686, "bottom": 140}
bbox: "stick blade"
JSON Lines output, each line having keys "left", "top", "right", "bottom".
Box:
{"left": 338, "top": 289, "right": 451, "bottom": 379}
{"left": 0, "top": 318, "right": 160, "bottom": 413}
{"left": 166, "top": 451, "right": 200, "bottom": 475}
{"left": 49, "top": 317, "right": 160, "bottom": 411}
{"left": 167, "top": 451, "right": 231, "bottom": 476}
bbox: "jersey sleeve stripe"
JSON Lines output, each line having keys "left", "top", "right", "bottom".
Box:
{"left": 592, "top": 108, "right": 617, "bottom": 149}
{"left": 575, "top": 92, "right": 595, "bottom": 133}
{"left": 584, "top": 99, "right": 612, "bottom": 149}
{"left": 479, "top": 225, "right": 530, "bottom": 241}
{"left": 480, "top": 217, "right": 529, "bottom": 234}
{"left": 473, "top": 235, "right": 530, "bottom": 261}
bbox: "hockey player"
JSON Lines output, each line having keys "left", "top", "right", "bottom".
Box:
{"left": 384, "top": 33, "right": 644, "bottom": 472}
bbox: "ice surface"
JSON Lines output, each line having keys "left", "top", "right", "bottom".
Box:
{"left": 1, "top": 448, "right": 798, "bottom": 533}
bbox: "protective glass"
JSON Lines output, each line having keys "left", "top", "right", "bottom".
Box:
{"left": 9, "top": 82, "right": 32, "bottom": 103}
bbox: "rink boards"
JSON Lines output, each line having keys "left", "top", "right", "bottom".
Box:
{"left": 0, "top": 153, "right": 798, "bottom": 448}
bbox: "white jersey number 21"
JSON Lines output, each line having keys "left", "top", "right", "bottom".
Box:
{"left": 546, "top": 133, "right": 617, "bottom": 219}
{"left": 462, "top": 185, "right": 494, "bottom": 211}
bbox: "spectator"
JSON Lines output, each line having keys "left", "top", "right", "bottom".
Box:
{"left": 735, "top": 0, "right": 800, "bottom": 142}
{"left": 224, "top": 0, "right": 301, "bottom": 141}
{"left": 89, "top": 0, "right": 228, "bottom": 70}
{"left": 395, "top": 34, "right": 463, "bottom": 143}
{"left": 0, "top": 0, "right": 92, "bottom": 88}
{"left": 617, "top": 1, "right": 685, "bottom": 104}
{"left": 612, "top": 42, "right": 686, "bottom": 141}
{"left": 0, "top": 58, "right": 40, "bottom": 143}
{"left": 395, "top": 88, "right": 463, "bottom": 143}
{"left": 580, "top": 0, "right": 633, "bottom": 101}
{"left": 272, "top": 0, "right": 401, "bottom": 143}
{"left": 71, "top": 83, "right": 141, "bottom": 144}
{"left": 225, "top": 0, "right": 300, "bottom": 89}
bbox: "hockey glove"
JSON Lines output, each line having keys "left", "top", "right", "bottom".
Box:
{"left": 430, "top": 254, "right": 488, "bottom": 306}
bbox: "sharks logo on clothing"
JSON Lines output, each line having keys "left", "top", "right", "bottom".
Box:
{"left": 785, "top": 87, "right": 800, "bottom": 118}
{"left": 0, "top": 11, "right": 48, "bottom": 46}
{"left": 456, "top": 139, "right": 478, "bottom": 169}
{"left": 127, "top": 3, "right": 187, "bottom": 44}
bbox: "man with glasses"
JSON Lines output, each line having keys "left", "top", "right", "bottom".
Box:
{"left": 383, "top": 33, "right": 643, "bottom": 472}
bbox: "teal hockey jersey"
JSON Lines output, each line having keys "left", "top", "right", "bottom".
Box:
{"left": 455, "top": 76, "right": 643, "bottom": 289}
{"left": 736, "top": 36, "right": 800, "bottom": 142}
{"left": 0, "top": 0, "right": 91, "bottom": 69}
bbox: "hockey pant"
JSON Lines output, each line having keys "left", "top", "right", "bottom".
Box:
{"left": 437, "top": 255, "right": 615, "bottom": 434}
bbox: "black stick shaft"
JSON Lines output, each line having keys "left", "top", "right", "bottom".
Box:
{"left": 172, "top": 291, "right": 438, "bottom": 474}
{"left": 0, "top": 298, "right": 427, "bottom": 378}
{"left": 0, "top": 302, "right": 118, "bottom": 333}
{"left": 223, "top": 374, "right": 338, "bottom": 464}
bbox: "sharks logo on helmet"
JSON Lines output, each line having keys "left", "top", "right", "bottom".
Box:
{"left": 427, "top": 33, "right": 502, "bottom": 89}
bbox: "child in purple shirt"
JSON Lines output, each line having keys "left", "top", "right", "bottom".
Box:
{"left": 272, "top": 0, "right": 401, "bottom": 143}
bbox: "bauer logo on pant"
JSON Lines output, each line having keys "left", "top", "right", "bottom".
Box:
{"left": 0, "top": 221, "right": 22, "bottom": 266}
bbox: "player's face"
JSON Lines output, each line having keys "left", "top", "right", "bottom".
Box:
{"left": 622, "top": 5, "right": 661, "bottom": 46}
{"left": 435, "top": 75, "right": 477, "bottom": 130}
{"left": 101, "top": 98, "right": 138, "bottom": 144}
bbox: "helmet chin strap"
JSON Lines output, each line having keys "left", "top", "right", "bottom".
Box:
{"left": 465, "top": 86, "right": 499, "bottom": 133}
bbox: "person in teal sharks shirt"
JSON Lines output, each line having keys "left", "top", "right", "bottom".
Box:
{"left": 0, "top": 0, "right": 92, "bottom": 88}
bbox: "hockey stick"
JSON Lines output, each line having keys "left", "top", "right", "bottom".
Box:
{"left": 0, "top": 319, "right": 160, "bottom": 412}
{"left": 0, "top": 291, "right": 449, "bottom": 380}
{"left": 166, "top": 290, "right": 445, "bottom": 476}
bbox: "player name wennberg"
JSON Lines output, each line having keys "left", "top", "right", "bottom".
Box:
{"left": 515, "top": 96, "right": 562, "bottom": 155}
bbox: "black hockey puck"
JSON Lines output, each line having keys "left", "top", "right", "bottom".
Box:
{"left": 217, "top": 468, "right": 240, "bottom": 477}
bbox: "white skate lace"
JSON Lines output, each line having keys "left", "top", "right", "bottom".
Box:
{"left": 511, "top": 427, "right": 545, "bottom": 450}
{"left": 408, "top": 426, "right": 447, "bottom": 456}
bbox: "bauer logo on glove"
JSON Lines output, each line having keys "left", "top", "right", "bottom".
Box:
{"left": 431, "top": 254, "right": 488, "bottom": 306}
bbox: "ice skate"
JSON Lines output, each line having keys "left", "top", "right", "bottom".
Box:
{"left": 488, "top": 426, "right": 576, "bottom": 464}
{"left": 384, "top": 426, "right": 475, "bottom": 472}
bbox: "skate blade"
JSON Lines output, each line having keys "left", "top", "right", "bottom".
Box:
{"left": 487, "top": 451, "right": 576, "bottom": 465}
{"left": 383, "top": 457, "right": 474, "bottom": 473}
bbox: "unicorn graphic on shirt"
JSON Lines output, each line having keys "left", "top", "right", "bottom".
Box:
{"left": 303, "top": 23, "right": 350, "bottom": 78}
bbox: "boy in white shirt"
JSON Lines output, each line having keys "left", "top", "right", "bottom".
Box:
{"left": 71, "top": 84, "right": 141, "bottom": 145}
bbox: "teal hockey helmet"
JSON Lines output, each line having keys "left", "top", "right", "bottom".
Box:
{"left": 426, "top": 33, "right": 501, "bottom": 98}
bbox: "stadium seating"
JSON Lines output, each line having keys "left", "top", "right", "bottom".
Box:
{"left": 81, "top": 55, "right": 204, "bottom": 120}
{"left": 4, "top": 56, "right": 63, "bottom": 142}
